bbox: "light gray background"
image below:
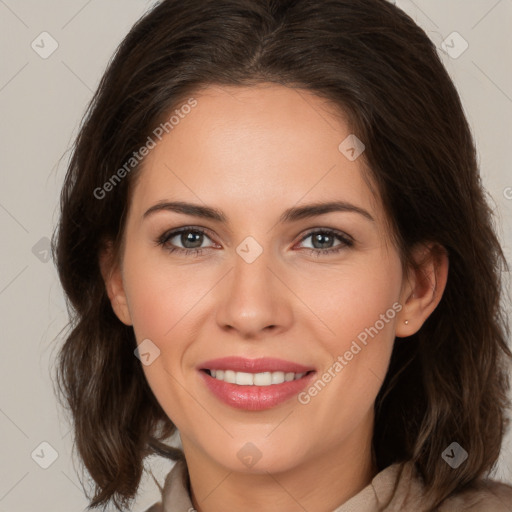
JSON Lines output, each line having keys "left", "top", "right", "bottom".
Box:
{"left": 1, "top": 1, "right": 511, "bottom": 511}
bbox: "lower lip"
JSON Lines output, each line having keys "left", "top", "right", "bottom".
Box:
{"left": 199, "top": 370, "right": 316, "bottom": 411}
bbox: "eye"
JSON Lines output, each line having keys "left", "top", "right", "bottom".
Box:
{"left": 155, "top": 226, "right": 354, "bottom": 258}
{"left": 296, "top": 229, "right": 354, "bottom": 256}
{"left": 155, "top": 227, "right": 217, "bottom": 256}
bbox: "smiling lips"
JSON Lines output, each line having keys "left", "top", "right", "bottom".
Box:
{"left": 198, "top": 356, "right": 316, "bottom": 410}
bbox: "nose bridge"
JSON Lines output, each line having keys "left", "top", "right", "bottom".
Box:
{"left": 215, "top": 236, "right": 293, "bottom": 337}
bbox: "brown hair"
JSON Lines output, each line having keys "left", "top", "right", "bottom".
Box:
{"left": 52, "top": 0, "right": 512, "bottom": 509}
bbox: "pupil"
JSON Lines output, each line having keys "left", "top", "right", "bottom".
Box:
{"left": 183, "top": 231, "right": 203, "bottom": 248}
{"left": 314, "top": 233, "right": 332, "bottom": 249}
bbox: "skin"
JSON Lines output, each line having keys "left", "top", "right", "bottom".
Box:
{"left": 101, "top": 83, "right": 448, "bottom": 512}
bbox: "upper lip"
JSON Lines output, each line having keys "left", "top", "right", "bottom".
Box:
{"left": 198, "top": 356, "right": 315, "bottom": 374}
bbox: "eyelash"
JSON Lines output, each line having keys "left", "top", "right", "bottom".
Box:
{"left": 155, "top": 226, "right": 354, "bottom": 257}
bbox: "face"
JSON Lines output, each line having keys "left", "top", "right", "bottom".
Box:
{"left": 107, "top": 84, "right": 412, "bottom": 475}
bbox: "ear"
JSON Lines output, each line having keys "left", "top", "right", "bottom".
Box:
{"left": 395, "top": 242, "right": 449, "bottom": 338}
{"left": 99, "top": 240, "right": 133, "bottom": 326}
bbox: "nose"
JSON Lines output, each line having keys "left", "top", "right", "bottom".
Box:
{"left": 215, "top": 245, "right": 294, "bottom": 339}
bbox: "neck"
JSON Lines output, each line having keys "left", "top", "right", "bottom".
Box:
{"left": 182, "top": 416, "right": 377, "bottom": 512}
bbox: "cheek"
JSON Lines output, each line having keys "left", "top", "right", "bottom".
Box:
{"left": 307, "top": 257, "right": 402, "bottom": 348}
{"left": 123, "top": 253, "right": 197, "bottom": 424}
{"left": 123, "top": 251, "right": 208, "bottom": 341}
{"left": 309, "top": 256, "right": 402, "bottom": 399}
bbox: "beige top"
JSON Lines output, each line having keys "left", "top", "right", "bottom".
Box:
{"left": 146, "top": 458, "right": 512, "bottom": 511}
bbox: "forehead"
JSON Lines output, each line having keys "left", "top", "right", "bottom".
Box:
{"left": 129, "top": 83, "right": 382, "bottom": 226}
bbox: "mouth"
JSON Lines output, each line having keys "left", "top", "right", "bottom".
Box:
{"left": 197, "top": 357, "right": 317, "bottom": 410}
{"left": 199, "top": 369, "right": 316, "bottom": 411}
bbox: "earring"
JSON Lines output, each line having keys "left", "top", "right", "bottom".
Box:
{"left": 404, "top": 320, "right": 409, "bottom": 325}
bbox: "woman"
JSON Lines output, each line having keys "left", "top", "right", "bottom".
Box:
{"left": 52, "top": 0, "right": 512, "bottom": 510}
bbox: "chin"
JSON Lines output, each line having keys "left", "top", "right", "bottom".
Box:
{"left": 205, "top": 438, "right": 308, "bottom": 475}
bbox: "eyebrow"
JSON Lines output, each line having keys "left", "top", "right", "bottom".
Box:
{"left": 142, "top": 200, "right": 375, "bottom": 223}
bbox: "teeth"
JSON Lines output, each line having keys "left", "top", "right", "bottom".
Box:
{"left": 207, "top": 369, "right": 307, "bottom": 386}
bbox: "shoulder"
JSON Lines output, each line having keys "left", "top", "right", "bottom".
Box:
{"left": 144, "top": 503, "right": 163, "bottom": 512}
{"left": 438, "top": 479, "right": 512, "bottom": 511}
{"left": 382, "top": 461, "right": 512, "bottom": 511}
